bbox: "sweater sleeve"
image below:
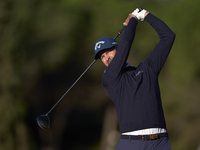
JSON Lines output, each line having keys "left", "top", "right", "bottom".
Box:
{"left": 102, "top": 17, "right": 138, "bottom": 87}
{"left": 142, "top": 13, "right": 176, "bottom": 74}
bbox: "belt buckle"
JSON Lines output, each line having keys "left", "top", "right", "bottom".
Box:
{"left": 149, "top": 134, "right": 158, "bottom": 140}
{"left": 142, "top": 135, "right": 144, "bottom": 141}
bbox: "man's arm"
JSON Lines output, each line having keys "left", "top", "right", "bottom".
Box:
{"left": 102, "top": 16, "right": 138, "bottom": 87}
{"left": 142, "top": 13, "right": 176, "bottom": 74}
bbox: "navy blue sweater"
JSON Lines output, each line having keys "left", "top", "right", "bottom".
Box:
{"left": 102, "top": 13, "right": 176, "bottom": 134}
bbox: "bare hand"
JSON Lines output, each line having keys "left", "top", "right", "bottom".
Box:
{"left": 123, "top": 14, "right": 138, "bottom": 26}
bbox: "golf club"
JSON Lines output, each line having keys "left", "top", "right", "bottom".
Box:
{"left": 36, "top": 59, "right": 96, "bottom": 130}
{"left": 36, "top": 7, "right": 143, "bottom": 130}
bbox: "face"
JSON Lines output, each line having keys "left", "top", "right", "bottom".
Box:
{"left": 100, "top": 49, "right": 117, "bottom": 66}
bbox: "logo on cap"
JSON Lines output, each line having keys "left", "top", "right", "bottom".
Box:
{"left": 95, "top": 41, "right": 105, "bottom": 51}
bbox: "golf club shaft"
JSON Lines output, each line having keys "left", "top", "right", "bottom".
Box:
{"left": 114, "top": 26, "right": 126, "bottom": 40}
{"left": 45, "top": 28, "right": 124, "bottom": 116}
{"left": 46, "top": 59, "right": 96, "bottom": 116}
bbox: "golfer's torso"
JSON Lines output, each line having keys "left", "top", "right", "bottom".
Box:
{"left": 103, "top": 64, "right": 166, "bottom": 133}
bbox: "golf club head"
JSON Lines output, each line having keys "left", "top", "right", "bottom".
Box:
{"left": 36, "top": 114, "right": 50, "bottom": 130}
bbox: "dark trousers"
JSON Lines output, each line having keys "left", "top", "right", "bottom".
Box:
{"left": 116, "top": 137, "right": 171, "bottom": 150}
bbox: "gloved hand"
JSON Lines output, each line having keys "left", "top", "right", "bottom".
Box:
{"left": 132, "top": 8, "right": 148, "bottom": 21}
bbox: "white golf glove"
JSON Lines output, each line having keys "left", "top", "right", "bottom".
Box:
{"left": 132, "top": 8, "right": 148, "bottom": 21}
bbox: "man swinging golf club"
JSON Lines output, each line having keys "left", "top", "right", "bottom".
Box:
{"left": 94, "top": 8, "right": 175, "bottom": 149}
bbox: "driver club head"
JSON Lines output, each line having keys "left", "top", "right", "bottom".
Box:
{"left": 36, "top": 114, "right": 50, "bottom": 130}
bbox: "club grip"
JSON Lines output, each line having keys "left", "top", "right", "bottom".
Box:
{"left": 139, "top": 7, "right": 143, "bottom": 12}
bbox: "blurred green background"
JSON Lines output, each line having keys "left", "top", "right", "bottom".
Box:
{"left": 0, "top": 0, "right": 200, "bottom": 149}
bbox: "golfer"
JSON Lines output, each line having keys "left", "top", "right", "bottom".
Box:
{"left": 94, "top": 8, "right": 175, "bottom": 150}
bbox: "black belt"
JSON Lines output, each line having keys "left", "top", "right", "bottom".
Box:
{"left": 121, "top": 133, "right": 168, "bottom": 141}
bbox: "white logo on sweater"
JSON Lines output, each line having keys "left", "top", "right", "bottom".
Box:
{"left": 135, "top": 71, "right": 144, "bottom": 76}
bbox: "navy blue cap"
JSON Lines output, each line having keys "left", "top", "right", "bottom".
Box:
{"left": 94, "top": 37, "right": 118, "bottom": 59}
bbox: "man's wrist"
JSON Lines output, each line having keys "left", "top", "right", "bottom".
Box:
{"left": 144, "top": 12, "right": 149, "bottom": 18}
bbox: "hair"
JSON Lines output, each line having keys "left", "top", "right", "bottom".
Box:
{"left": 97, "top": 46, "right": 118, "bottom": 59}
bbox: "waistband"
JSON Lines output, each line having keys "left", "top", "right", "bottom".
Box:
{"left": 122, "top": 128, "right": 167, "bottom": 135}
